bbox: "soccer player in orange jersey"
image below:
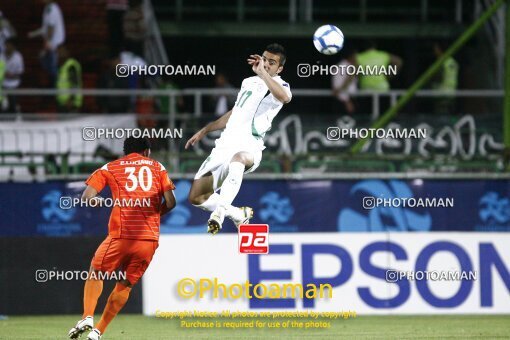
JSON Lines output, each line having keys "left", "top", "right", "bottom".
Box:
{"left": 68, "top": 137, "right": 176, "bottom": 340}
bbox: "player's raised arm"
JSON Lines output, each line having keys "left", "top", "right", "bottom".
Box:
{"left": 184, "top": 110, "right": 232, "bottom": 149}
{"left": 248, "top": 54, "right": 291, "bottom": 104}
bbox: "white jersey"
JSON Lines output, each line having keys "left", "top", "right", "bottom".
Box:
{"left": 215, "top": 75, "right": 291, "bottom": 151}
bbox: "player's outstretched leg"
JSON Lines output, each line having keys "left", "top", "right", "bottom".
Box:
{"left": 189, "top": 173, "right": 253, "bottom": 234}
{"left": 68, "top": 268, "right": 103, "bottom": 339}
{"left": 87, "top": 281, "right": 132, "bottom": 339}
{"left": 208, "top": 152, "right": 254, "bottom": 234}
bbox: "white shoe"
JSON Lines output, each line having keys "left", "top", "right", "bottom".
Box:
{"left": 68, "top": 316, "right": 93, "bottom": 339}
{"left": 231, "top": 207, "right": 254, "bottom": 228}
{"left": 208, "top": 207, "right": 226, "bottom": 235}
{"left": 87, "top": 328, "right": 102, "bottom": 340}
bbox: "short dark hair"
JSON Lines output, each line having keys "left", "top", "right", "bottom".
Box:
{"left": 123, "top": 137, "right": 151, "bottom": 155}
{"left": 265, "top": 43, "right": 286, "bottom": 66}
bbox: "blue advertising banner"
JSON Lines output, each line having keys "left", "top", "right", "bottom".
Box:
{"left": 1, "top": 179, "right": 510, "bottom": 236}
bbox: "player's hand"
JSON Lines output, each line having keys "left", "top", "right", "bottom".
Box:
{"left": 247, "top": 54, "right": 266, "bottom": 76}
{"left": 185, "top": 129, "right": 206, "bottom": 149}
{"left": 247, "top": 54, "right": 260, "bottom": 66}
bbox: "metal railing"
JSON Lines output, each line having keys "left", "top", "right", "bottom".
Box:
{"left": 2, "top": 88, "right": 504, "bottom": 121}
{"left": 0, "top": 88, "right": 504, "bottom": 174}
{"left": 0, "top": 88, "right": 508, "bottom": 179}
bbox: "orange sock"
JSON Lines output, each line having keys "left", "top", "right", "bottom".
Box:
{"left": 82, "top": 279, "right": 103, "bottom": 318}
{"left": 96, "top": 283, "right": 131, "bottom": 334}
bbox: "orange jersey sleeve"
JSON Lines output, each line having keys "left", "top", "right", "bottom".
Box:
{"left": 160, "top": 168, "right": 175, "bottom": 193}
{"left": 85, "top": 167, "right": 109, "bottom": 193}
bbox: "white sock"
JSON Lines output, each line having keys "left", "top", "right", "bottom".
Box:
{"left": 218, "top": 162, "right": 245, "bottom": 211}
{"left": 193, "top": 192, "right": 244, "bottom": 220}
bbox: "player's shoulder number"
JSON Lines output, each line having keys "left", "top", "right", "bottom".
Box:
{"left": 125, "top": 166, "right": 153, "bottom": 192}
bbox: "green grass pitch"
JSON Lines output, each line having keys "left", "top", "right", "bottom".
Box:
{"left": 0, "top": 315, "right": 509, "bottom": 339}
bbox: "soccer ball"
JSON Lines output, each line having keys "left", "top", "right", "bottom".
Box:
{"left": 313, "top": 25, "right": 344, "bottom": 55}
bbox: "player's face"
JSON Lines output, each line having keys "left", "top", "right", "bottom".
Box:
{"left": 262, "top": 52, "right": 284, "bottom": 77}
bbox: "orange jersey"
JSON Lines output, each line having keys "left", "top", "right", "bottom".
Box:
{"left": 85, "top": 153, "right": 175, "bottom": 241}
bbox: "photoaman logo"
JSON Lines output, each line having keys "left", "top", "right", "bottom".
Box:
{"left": 239, "top": 224, "right": 269, "bottom": 254}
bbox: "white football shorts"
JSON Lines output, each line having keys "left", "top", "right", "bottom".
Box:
{"left": 194, "top": 147, "right": 262, "bottom": 191}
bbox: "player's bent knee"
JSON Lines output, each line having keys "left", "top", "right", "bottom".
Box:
{"left": 187, "top": 185, "right": 201, "bottom": 205}
{"left": 188, "top": 193, "right": 205, "bottom": 206}
{"left": 188, "top": 175, "right": 215, "bottom": 206}
{"left": 188, "top": 188, "right": 214, "bottom": 206}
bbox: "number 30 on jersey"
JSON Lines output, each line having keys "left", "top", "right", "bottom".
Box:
{"left": 125, "top": 166, "right": 153, "bottom": 192}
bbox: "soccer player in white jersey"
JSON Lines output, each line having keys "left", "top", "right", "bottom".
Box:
{"left": 185, "top": 43, "right": 292, "bottom": 234}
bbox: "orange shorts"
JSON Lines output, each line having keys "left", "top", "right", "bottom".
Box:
{"left": 91, "top": 236, "right": 159, "bottom": 285}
